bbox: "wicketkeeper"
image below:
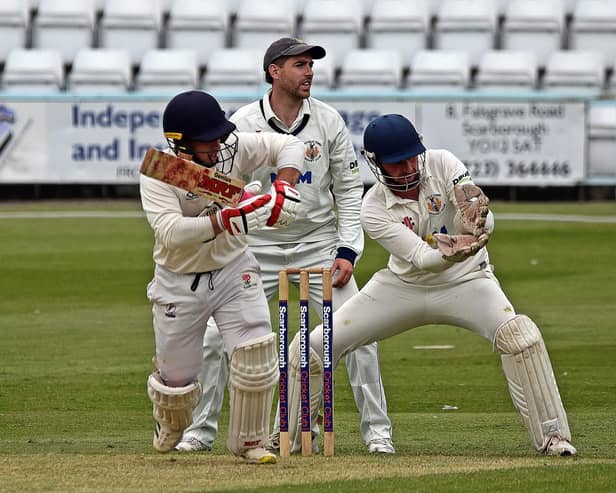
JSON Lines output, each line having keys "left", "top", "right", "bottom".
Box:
{"left": 140, "top": 90, "right": 304, "bottom": 464}
{"left": 285, "top": 113, "right": 577, "bottom": 457}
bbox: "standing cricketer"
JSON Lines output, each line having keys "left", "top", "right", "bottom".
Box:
{"left": 285, "top": 113, "right": 576, "bottom": 456}
{"left": 140, "top": 90, "right": 304, "bottom": 464}
{"left": 175, "top": 37, "right": 394, "bottom": 455}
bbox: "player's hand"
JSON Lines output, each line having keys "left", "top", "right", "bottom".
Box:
{"left": 434, "top": 233, "right": 488, "bottom": 262}
{"left": 454, "top": 183, "right": 490, "bottom": 236}
{"left": 267, "top": 180, "right": 301, "bottom": 227}
{"left": 216, "top": 193, "right": 272, "bottom": 235}
{"left": 331, "top": 258, "right": 354, "bottom": 288}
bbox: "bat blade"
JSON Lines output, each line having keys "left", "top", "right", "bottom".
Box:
{"left": 140, "top": 148, "right": 245, "bottom": 207}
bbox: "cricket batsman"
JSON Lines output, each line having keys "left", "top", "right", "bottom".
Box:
{"left": 140, "top": 90, "right": 304, "bottom": 464}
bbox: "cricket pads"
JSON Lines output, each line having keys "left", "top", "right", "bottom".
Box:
{"left": 494, "top": 315, "right": 571, "bottom": 452}
{"left": 227, "top": 333, "right": 279, "bottom": 455}
{"left": 147, "top": 372, "right": 201, "bottom": 452}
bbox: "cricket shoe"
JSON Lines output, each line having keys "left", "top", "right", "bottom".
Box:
{"left": 367, "top": 438, "right": 395, "bottom": 454}
{"left": 173, "top": 437, "right": 211, "bottom": 452}
{"left": 544, "top": 436, "right": 576, "bottom": 456}
{"left": 241, "top": 447, "right": 277, "bottom": 464}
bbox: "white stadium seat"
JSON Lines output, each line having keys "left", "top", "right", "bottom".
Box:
{"left": 569, "top": 0, "right": 616, "bottom": 70}
{"left": 202, "top": 48, "right": 264, "bottom": 92}
{"left": 588, "top": 104, "right": 616, "bottom": 176}
{"left": 407, "top": 50, "right": 471, "bottom": 90}
{"left": 32, "top": 0, "right": 97, "bottom": 65}
{"left": 542, "top": 50, "right": 606, "bottom": 95}
{"left": 166, "top": 0, "right": 228, "bottom": 67}
{"left": 501, "top": 0, "right": 565, "bottom": 67}
{"left": 475, "top": 50, "right": 538, "bottom": 90}
{"left": 99, "top": 0, "right": 161, "bottom": 65}
{"left": 433, "top": 0, "right": 498, "bottom": 67}
{"left": 338, "top": 49, "right": 403, "bottom": 89}
{"left": 135, "top": 49, "right": 198, "bottom": 94}
{"left": 0, "top": 0, "right": 29, "bottom": 64}
{"left": 1, "top": 48, "right": 64, "bottom": 93}
{"left": 365, "top": 0, "right": 429, "bottom": 69}
{"left": 300, "top": 0, "right": 363, "bottom": 68}
{"left": 234, "top": 0, "right": 295, "bottom": 53}
{"left": 68, "top": 48, "right": 132, "bottom": 93}
{"left": 311, "top": 54, "right": 336, "bottom": 89}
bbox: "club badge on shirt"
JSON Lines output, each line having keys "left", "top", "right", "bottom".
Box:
{"left": 426, "top": 194, "right": 444, "bottom": 214}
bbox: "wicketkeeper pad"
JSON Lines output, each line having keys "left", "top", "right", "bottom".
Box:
{"left": 147, "top": 372, "right": 201, "bottom": 452}
{"left": 227, "top": 332, "right": 279, "bottom": 455}
{"left": 494, "top": 315, "right": 571, "bottom": 452}
{"left": 286, "top": 333, "right": 324, "bottom": 454}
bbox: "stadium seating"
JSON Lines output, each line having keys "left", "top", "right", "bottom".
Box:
{"left": 338, "top": 49, "right": 403, "bottom": 89}
{"left": 501, "top": 0, "right": 565, "bottom": 67}
{"left": 0, "top": 0, "right": 29, "bottom": 64}
{"left": 234, "top": 0, "right": 295, "bottom": 53}
{"left": 588, "top": 103, "right": 616, "bottom": 176}
{"left": 31, "top": 0, "right": 97, "bottom": 65}
{"left": 311, "top": 53, "right": 336, "bottom": 89}
{"left": 67, "top": 48, "right": 132, "bottom": 93}
{"left": 406, "top": 50, "right": 471, "bottom": 90}
{"left": 433, "top": 0, "right": 498, "bottom": 67}
{"left": 365, "top": 0, "right": 429, "bottom": 69}
{"left": 1, "top": 48, "right": 64, "bottom": 92}
{"left": 474, "top": 50, "right": 538, "bottom": 90}
{"left": 202, "top": 48, "right": 264, "bottom": 92}
{"left": 165, "top": 0, "right": 228, "bottom": 67}
{"left": 299, "top": 0, "right": 363, "bottom": 68}
{"left": 99, "top": 0, "right": 162, "bottom": 65}
{"left": 542, "top": 50, "right": 606, "bottom": 95}
{"left": 569, "top": 0, "right": 616, "bottom": 69}
{"left": 135, "top": 49, "right": 198, "bottom": 93}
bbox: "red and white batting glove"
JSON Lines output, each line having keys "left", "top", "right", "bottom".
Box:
{"left": 216, "top": 193, "right": 272, "bottom": 235}
{"left": 266, "top": 180, "right": 301, "bottom": 227}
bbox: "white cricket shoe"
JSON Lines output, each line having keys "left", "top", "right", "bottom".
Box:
{"left": 173, "top": 437, "right": 211, "bottom": 452}
{"left": 544, "top": 436, "right": 576, "bottom": 456}
{"left": 241, "top": 447, "right": 277, "bottom": 464}
{"left": 368, "top": 438, "right": 395, "bottom": 454}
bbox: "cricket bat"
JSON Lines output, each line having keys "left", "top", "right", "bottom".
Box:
{"left": 140, "top": 147, "right": 246, "bottom": 207}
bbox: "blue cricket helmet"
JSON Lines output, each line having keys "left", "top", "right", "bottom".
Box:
{"left": 363, "top": 114, "right": 425, "bottom": 164}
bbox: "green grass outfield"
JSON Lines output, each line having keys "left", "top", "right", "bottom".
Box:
{"left": 1, "top": 200, "right": 615, "bottom": 493}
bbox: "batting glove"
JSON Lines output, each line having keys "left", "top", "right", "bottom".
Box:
{"left": 240, "top": 180, "right": 263, "bottom": 201}
{"left": 216, "top": 193, "right": 272, "bottom": 235}
{"left": 433, "top": 233, "right": 489, "bottom": 262}
{"left": 266, "top": 180, "right": 301, "bottom": 227}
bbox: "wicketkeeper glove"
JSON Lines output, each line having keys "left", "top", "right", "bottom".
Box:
{"left": 266, "top": 179, "right": 301, "bottom": 227}
{"left": 216, "top": 193, "right": 272, "bottom": 235}
{"left": 454, "top": 183, "right": 490, "bottom": 236}
{"left": 433, "top": 232, "right": 489, "bottom": 263}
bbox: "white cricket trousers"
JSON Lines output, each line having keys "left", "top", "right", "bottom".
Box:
{"left": 310, "top": 267, "right": 517, "bottom": 366}
{"left": 146, "top": 251, "right": 271, "bottom": 386}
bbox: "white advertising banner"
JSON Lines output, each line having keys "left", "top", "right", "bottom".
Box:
{"left": 417, "top": 100, "right": 586, "bottom": 186}
{"left": 0, "top": 97, "right": 587, "bottom": 186}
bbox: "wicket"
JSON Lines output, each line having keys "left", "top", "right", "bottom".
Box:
{"left": 278, "top": 267, "right": 334, "bottom": 457}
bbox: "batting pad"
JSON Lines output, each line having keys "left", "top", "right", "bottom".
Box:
{"left": 287, "top": 333, "right": 324, "bottom": 454}
{"left": 227, "top": 332, "right": 279, "bottom": 455}
{"left": 147, "top": 372, "right": 201, "bottom": 452}
{"left": 494, "top": 315, "right": 571, "bottom": 451}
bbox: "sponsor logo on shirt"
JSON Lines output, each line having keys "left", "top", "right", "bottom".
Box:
{"left": 402, "top": 216, "right": 415, "bottom": 231}
{"left": 452, "top": 170, "right": 471, "bottom": 186}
